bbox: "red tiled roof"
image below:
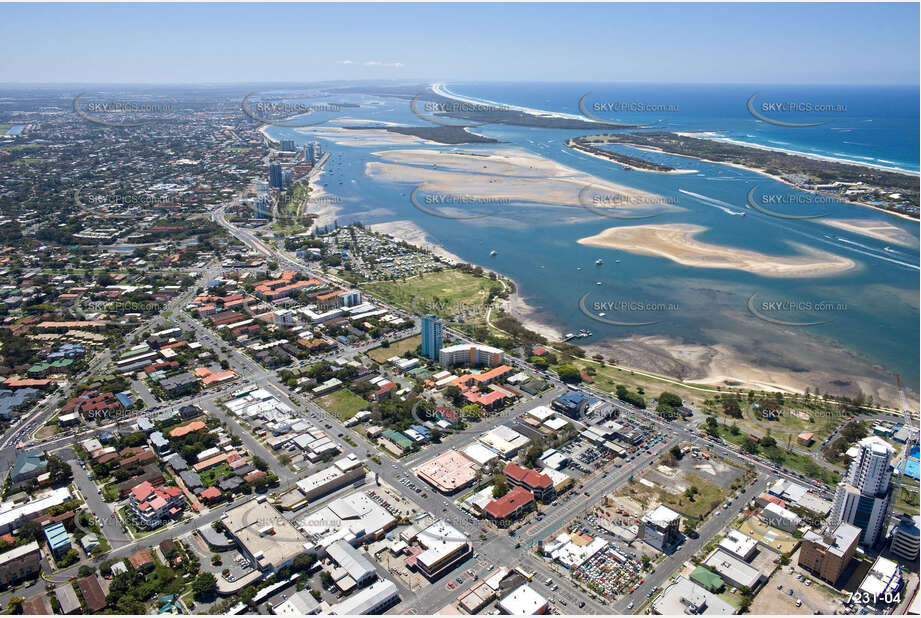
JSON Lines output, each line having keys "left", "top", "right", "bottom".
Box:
{"left": 503, "top": 462, "right": 553, "bottom": 491}
{"left": 484, "top": 487, "right": 534, "bottom": 519}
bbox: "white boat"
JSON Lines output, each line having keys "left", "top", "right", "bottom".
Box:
{"left": 489, "top": 250, "right": 497, "bottom": 256}
{"left": 596, "top": 281, "right": 603, "bottom": 286}
{"left": 595, "top": 258, "right": 603, "bottom": 265}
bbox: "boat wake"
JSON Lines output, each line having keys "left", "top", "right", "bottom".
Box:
{"left": 679, "top": 189, "right": 746, "bottom": 216}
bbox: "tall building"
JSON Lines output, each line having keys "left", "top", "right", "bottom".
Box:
{"left": 890, "top": 514, "right": 920, "bottom": 563}
{"left": 252, "top": 194, "right": 272, "bottom": 219}
{"left": 829, "top": 436, "right": 896, "bottom": 547}
{"left": 420, "top": 314, "right": 443, "bottom": 360}
{"left": 269, "top": 161, "right": 283, "bottom": 189}
{"left": 279, "top": 139, "right": 295, "bottom": 152}
{"left": 798, "top": 522, "right": 861, "bottom": 584}
{"left": 305, "top": 141, "right": 322, "bottom": 163}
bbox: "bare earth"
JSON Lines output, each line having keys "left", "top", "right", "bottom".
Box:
{"left": 577, "top": 223, "right": 857, "bottom": 277}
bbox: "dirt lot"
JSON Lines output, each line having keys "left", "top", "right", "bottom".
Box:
{"left": 750, "top": 553, "right": 846, "bottom": 616}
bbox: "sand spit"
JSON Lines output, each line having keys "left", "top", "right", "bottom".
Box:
{"left": 577, "top": 223, "right": 857, "bottom": 277}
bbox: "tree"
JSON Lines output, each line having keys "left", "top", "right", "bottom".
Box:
{"left": 192, "top": 572, "right": 217, "bottom": 599}
{"left": 492, "top": 474, "right": 509, "bottom": 499}
{"left": 741, "top": 436, "right": 759, "bottom": 454}
{"left": 658, "top": 392, "right": 682, "bottom": 408}
{"left": 669, "top": 445, "right": 682, "bottom": 460}
{"left": 683, "top": 518, "right": 698, "bottom": 537}
{"left": 721, "top": 395, "right": 742, "bottom": 419}
{"left": 7, "top": 597, "right": 22, "bottom": 614}
{"left": 556, "top": 365, "right": 581, "bottom": 383}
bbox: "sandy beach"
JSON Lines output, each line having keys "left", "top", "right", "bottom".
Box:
{"left": 577, "top": 223, "right": 857, "bottom": 277}
{"left": 366, "top": 147, "right": 674, "bottom": 216}
{"left": 369, "top": 219, "right": 465, "bottom": 264}
{"left": 820, "top": 218, "right": 919, "bottom": 248}
{"left": 296, "top": 125, "right": 435, "bottom": 147}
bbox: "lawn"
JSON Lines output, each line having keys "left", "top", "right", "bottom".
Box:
{"left": 710, "top": 422, "right": 841, "bottom": 485}
{"left": 565, "top": 358, "right": 717, "bottom": 409}
{"left": 359, "top": 269, "right": 502, "bottom": 320}
{"left": 199, "top": 463, "right": 232, "bottom": 488}
{"left": 367, "top": 335, "right": 421, "bottom": 363}
{"left": 317, "top": 388, "right": 368, "bottom": 420}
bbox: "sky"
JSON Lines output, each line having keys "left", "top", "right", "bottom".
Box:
{"left": 0, "top": 2, "right": 918, "bottom": 84}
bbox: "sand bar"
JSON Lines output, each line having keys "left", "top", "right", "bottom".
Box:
{"left": 577, "top": 223, "right": 857, "bottom": 277}
{"left": 820, "top": 218, "right": 918, "bottom": 248}
{"left": 367, "top": 147, "right": 673, "bottom": 214}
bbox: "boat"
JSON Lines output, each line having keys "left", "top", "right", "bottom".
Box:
{"left": 598, "top": 312, "right": 606, "bottom": 317}
{"left": 595, "top": 258, "right": 604, "bottom": 265}
{"left": 490, "top": 250, "right": 497, "bottom": 256}
{"left": 596, "top": 281, "right": 603, "bottom": 286}
{"left": 577, "top": 266, "right": 583, "bottom": 270}
{"left": 615, "top": 260, "right": 621, "bottom": 263}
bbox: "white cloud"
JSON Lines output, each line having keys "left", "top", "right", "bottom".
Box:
{"left": 337, "top": 60, "right": 404, "bottom": 69}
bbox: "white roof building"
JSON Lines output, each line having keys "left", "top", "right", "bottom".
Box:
{"left": 718, "top": 530, "right": 758, "bottom": 562}
{"left": 498, "top": 584, "right": 548, "bottom": 615}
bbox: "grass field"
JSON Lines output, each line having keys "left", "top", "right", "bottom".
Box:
{"left": 619, "top": 472, "right": 726, "bottom": 520}
{"left": 367, "top": 335, "right": 421, "bottom": 363}
{"left": 317, "top": 388, "right": 368, "bottom": 420}
{"left": 359, "top": 269, "right": 502, "bottom": 320}
{"left": 710, "top": 422, "right": 842, "bottom": 485}
{"left": 564, "top": 358, "right": 720, "bottom": 408}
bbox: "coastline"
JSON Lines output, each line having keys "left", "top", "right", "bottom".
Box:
{"left": 568, "top": 142, "right": 698, "bottom": 174}
{"left": 671, "top": 132, "right": 919, "bottom": 222}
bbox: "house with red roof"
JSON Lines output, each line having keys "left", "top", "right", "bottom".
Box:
{"left": 197, "top": 487, "right": 222, "bottom": 503}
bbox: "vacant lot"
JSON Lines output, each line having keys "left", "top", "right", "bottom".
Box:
{"left": 616, "top": 469, "right": 728, "bottom": 520}
{"left": 360, "top": 269, "right": 502, "bottom": 319}
{"left": 317, "top": 388, "right": 368, "bottom": 420}
{"left": 367, "top": 335, "right": 421, "bottom": 363}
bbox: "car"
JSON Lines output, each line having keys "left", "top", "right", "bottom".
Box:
{"left": 627, "top": 602, "right": 634, "bottom": 610}
{"left": 796, "top": 600, "right": 803, "bottom": 608}
{"left": 579, "top": 602, "right": 585, "bottom": 608}
{"left": 456, "top": 577, "right": 463, "bottom": 584}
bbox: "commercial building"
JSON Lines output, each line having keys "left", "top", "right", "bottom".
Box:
{"left": 439, "top": 343, "right": 504, "bottom": 368}
{"left": 651, "top": 576, "right": 736, "bottom": 616}
{"left": 858, "top": 556, "right": 903, "bottom": 607}
{"left": 641, "top": 505, "right": 681, "bottom": 551}
{"left": 328, "top": 579, "right": 399, "bottom": 615}
{"left": 327, "top": 539, "right": 377, "bottom": 587}
{"left": 272, "top": 589, "right": 321, "bottom": 615}
{"left": 411, "top": 519, "right": 472, "bottom": 580}
{"left": 762, "top": 502, "right": 801, "bottom": 533}
{"left": 798, "top": 523, "right": 861, "bottom": 584}
{"left": 9, "top": 451, "right": 46, "bottom": 485}
{"left": 421, "top": 314, "right": 443, "bottom": 360}
{"left": 479, "top": 425, "right": 530, "bottom": 459}
{"left": 296, "top": 455, "right": 364, "bottom": 502}
{"left": 300, "top": 491, "right": 396, "bottom": 548}
{"left": 0, "top": 541, "right": 41, "bottom": 586}
{"left": 890, "top": 514, "right": 920, "bottom": 563}
{"left": 485, "top": 487, "right": 535, "bottom": 523}
{"left": 703, "top": 550, "right": 764, "bottom": 591}
{"left": 718, "top": 530, "right": 758, "bottom": 562}
{"left": 223, "top": 498, "right": 309, "bottom": 573}
{"left": 551, "top": 390, "right": 595, "bottom": 419}
{"left": 414, "top": 449, "right": 479, "bottom": 494}
{"left": 830, "top": 436, "right": 895, "bottom": 547}
{"left": 498, "top": 584, "right": 549, "bottom": 615}
{"left": 503, "top": 462, "right": 554, "bottom": 501}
